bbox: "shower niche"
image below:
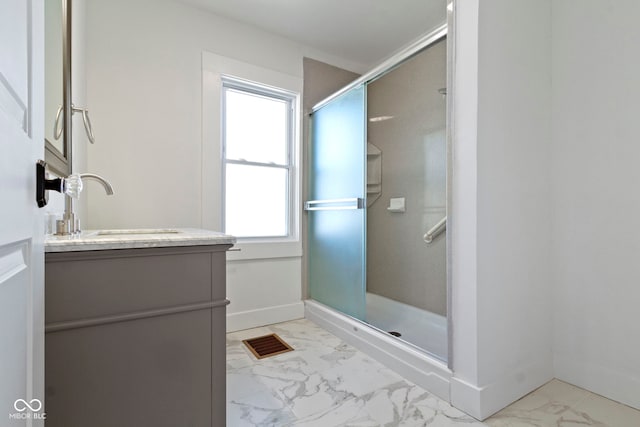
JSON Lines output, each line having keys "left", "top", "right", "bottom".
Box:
{"left": 307, "top": 31, "right": 448, "bottom": 362}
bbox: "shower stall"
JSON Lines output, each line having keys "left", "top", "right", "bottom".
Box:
{"left": 305, "top": 25, "right": 449, "bottom": 373}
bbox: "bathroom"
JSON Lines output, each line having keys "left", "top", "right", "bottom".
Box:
{"left": 1, "top": 0, "right": 640, "bottom": 425}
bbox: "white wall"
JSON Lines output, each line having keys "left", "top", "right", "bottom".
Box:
{"left": 84, "top": 0, "right": 366, "bottom": 331}
{"left": 551, "top": 0, "right": 640, "bottom": 410}
{"left": 451, "top": 0, "right": 553, "bottom": 419}
{"left": 453, "top": 0, "right": 640, "bottom": 418}
{"left": 450, "top": 0, "right": 480, "bottom": 406}
{"left": 84, "top": 0, "right": 365, "bottom": 231}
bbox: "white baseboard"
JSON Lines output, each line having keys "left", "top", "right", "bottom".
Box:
{"left": 304, "top": 300, "right": 452, "bottom": 402}
{"left": 451, "top": 360, "right": 553, "bottom": 420}
{"left": 450, "top": 377, "right": 483, "bottom": 419}
{"left": 555, "top": 356, "right": 640, "bottom": 411}
{"left": 227, "top": 302, "right": 304, "bottom": 332}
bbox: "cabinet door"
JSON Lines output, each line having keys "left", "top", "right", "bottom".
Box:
{"left": 45, "top": 311, "right": 213, "bottom": 427}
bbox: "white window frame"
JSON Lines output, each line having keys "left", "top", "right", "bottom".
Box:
{"left": 221, "top": 77, "right": 296, "bottom": 241}
{"left": 202, "top": 51, "right": 302, "bottom": 261}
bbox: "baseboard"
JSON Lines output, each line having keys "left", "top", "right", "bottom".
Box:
{"left": 451, "top": 360, "right": 553, "bottom": 420}
{"left": 450, "top": 377, "right": 483, "bottom": 419}
{"left": 304, "top": 300, "right": 452, "bottom": 402}
{"left": 555, "top": 355, "right": 640, "bottom": 411}
{"left": 227, "top": 302, "right": 304, "bottom": 332}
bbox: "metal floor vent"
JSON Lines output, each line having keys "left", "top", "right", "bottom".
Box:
{"left": 243, "top": 334, "right": 294, "bottom": 359}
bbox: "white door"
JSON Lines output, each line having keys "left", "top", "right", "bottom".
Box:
{"left": 0, "top": 0, "right": 45, "bottom": 425}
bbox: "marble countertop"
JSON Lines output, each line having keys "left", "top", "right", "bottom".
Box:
{"left": 45, "top": 228, "right": 236, "bottom": 253}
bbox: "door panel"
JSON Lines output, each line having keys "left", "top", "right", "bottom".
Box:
{"left": 0, "top": 0, "right": 45, "bottom": 424}
{"left": 0, "top": 0, "right": 29, "bottom": 129}
{"left": 307, "top": 86, "right": 366, "bottom": 320}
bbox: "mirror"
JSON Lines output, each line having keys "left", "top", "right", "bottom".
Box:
{"left": 44, "top": 0, "right": 69, "bottom": 176}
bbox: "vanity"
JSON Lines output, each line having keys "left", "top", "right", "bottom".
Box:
{"left": 43, "top": 2, "right": 234, "bottom": 425}
{"left": 44, "top": 229, "right": 235, "bottom": 427}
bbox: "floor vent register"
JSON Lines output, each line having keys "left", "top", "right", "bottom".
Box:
{"left": 242, "top": 333, "right": 294, "bottom": 359}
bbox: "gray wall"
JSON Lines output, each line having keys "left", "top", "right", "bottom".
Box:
{"left": 366, "top": 39, "right": 447, "bottom": 315}
{"left": 303, "top": 58, "right": 360, "bottom": 111}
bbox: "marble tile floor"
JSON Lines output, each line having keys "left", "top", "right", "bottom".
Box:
{"left": 226, "top": 319, "right": 640, "bottom": 426}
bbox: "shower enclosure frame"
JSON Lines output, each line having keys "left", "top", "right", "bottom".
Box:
{"left": 306, "top": 8, "right": 455, "bottom": 371}
{"left": 312, "top": 25, "right": 448, "bottom": 111}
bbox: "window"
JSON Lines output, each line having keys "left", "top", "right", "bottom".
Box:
{"left": 202, "top": 52, "right": 302, "bottom": 259}
{"left": 222, "top": 77, "right": 296, "bottom": 240}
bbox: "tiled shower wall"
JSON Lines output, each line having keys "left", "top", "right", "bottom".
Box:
{"left": 366, "top": 39, "right": 447, "bottom": 316}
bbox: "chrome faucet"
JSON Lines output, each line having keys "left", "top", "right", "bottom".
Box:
{"left": 56, "top": 172, "right": 114, "bottom": 235}
{"left": 78, "top": 173, "right": 114, "bottom": 195}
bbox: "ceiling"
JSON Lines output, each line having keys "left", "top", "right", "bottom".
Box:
{"left": 177, "top": 0, "right": 446, "bottom": 68}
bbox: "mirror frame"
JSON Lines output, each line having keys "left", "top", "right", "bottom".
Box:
{"left": 44, "top": 0, "right": 72, "bottom": 177}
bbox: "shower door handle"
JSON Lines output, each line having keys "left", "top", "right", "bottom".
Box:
{"left": 304, "top": 198, "right": 365, "bottom": 211}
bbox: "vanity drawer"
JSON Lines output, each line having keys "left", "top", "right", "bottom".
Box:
{"left": 45, "top": 246, "right": 228, "bottom": 324}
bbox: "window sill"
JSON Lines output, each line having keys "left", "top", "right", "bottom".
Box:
{"left": 226, "top": 240, "right": 302, "bottom": 261}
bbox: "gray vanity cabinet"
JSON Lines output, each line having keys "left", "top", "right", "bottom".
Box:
{"left": 44, "top": 244, "right": 231, "bottom": 427}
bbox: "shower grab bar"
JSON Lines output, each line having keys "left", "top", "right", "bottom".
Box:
{"left": 304, "top": 198, "right": 365, "bottom": 211}
{"left": 424, "top": 216, "right": 447, "bottom": 243}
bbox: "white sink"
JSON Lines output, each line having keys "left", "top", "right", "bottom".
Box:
{"left": 94, "top": 229, "right": 182, "bottom": 236}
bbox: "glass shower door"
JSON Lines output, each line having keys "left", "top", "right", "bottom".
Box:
{"left": 306, "top": 85, "right": 366, "bottom": 321}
